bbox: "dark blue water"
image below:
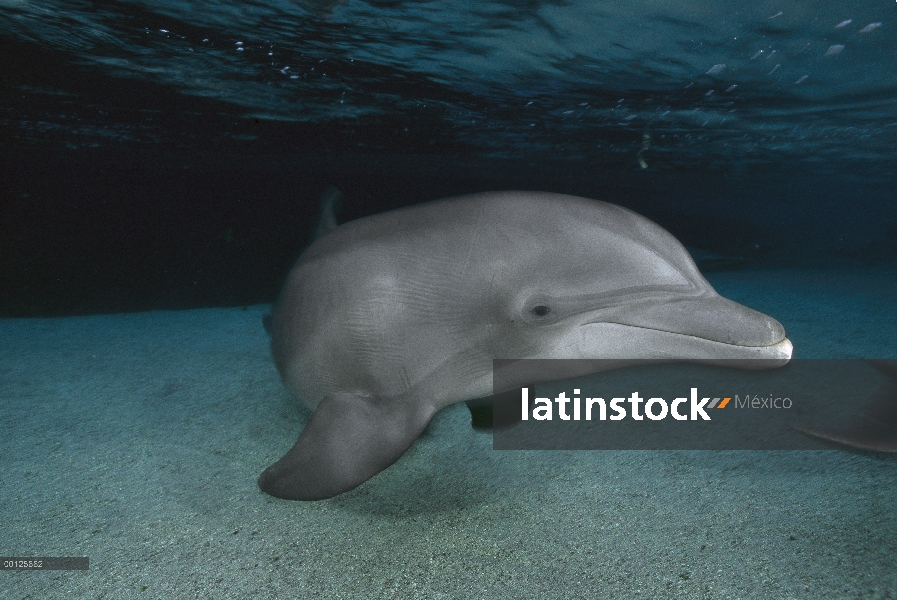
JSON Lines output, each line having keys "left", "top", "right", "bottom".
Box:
{"left": 2, "top": 0, "right": 896, "bottom": 315}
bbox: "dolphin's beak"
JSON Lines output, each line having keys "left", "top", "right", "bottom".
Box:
{"left": 607, "top": 294, "right": 787, "bottom": 348}
{"left": 572, "top": 293, "right": 792, "bottom": 365}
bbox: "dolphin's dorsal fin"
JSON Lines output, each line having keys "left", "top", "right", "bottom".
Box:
{"left": 313, "top": 186, "right": 344, "bottom": 241}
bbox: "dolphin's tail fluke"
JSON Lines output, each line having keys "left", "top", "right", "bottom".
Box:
{"left": 793, "top": 360, "right": 897, "bottom": 452}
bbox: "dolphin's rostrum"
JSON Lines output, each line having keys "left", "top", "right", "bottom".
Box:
{"left": 258, "top": 191, "right": 792, "bottom": 500}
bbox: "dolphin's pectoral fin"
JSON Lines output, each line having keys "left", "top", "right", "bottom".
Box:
{"left": 791, "top": 423, "right": 897, "bottom": 452}
{"left": 258, "top": 393, "right": 432, "bottom": 500}
{"left": 792, "top": 360, "right": 897, "bottom": 453}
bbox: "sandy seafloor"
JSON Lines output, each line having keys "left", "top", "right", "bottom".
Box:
{"left": 2, "top": 267, "right": 896, "bottom": 600}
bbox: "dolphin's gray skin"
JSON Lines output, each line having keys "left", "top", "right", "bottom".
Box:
{"left": 259, "top": 191, "right": 793, "bottom": 500}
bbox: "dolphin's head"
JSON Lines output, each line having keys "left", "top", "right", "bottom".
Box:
{"left": 482, "top": 193, "right": 792, "bottom": 365}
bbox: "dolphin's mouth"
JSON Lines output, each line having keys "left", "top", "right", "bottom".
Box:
{"left": 568, "top": 322, "right": 794, "bottom": 369}
{"left": 569, "top": 321, "right": 792, "bottom": 365}
{"left": 599, "top": 321, "right": 790, "bottom": 350}
{"left": 597, "top": 323, "right": 794, "bottom": 362}
{"left": 584, "top": 293, "right": 788, "bottom": 350}
{"left": 571, "top": 283, "right": 792, "bottom": 365}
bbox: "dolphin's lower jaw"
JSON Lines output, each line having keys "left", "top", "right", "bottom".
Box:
{"left": 557, "top": 323, "right": 792, "bottom": 365}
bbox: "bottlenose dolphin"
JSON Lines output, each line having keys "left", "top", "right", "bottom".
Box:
{"left": 259, "top": 191, "right": 793, "bottom": 500}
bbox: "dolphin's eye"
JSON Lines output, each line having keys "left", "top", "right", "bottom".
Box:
{"left": 531, "top": 305, "right": 550, "bottom": 317}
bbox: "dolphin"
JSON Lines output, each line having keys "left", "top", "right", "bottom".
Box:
{"left": 258, "top": 191, "right": 793, "bottom": 500}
